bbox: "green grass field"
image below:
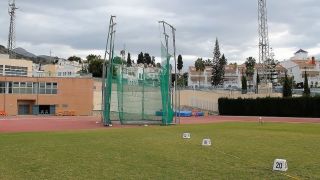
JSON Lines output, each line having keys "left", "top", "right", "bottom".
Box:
{"left": 1, "top": 122, "right": 320, "bottom": 179}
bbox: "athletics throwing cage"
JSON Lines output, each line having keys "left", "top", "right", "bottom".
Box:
{"left": 102, "top": 17, "right": 176, "bottom": 125}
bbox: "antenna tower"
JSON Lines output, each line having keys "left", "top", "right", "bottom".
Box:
{"left": 8, "top": 0, "right": 18, "bottom": 59}
{"left": 258, "top": 0, "right": 271, "bottom": 83}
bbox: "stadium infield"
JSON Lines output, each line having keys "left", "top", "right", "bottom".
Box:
{"left": 1, "top": 121, "right": 320, "bottom": 179}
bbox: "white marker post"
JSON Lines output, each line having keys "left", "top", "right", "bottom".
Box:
{"left": 259, "top": 117, "right": 263, "bottom": 125}
{"left": 273, "top": 159, "right": 288, "bottom": 172}
{"left": 182, "top": 133, "right": 191, "bottom": 139}
{"left": 202, "top": 139, "right": 212, "bottom": 146}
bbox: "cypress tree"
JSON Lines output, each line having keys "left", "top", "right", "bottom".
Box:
{"left": 283, "top": 72, "right": 292, "bottom": 97}
{"left": 303, "top": 70, "right": 311, "bottom": 96}
{"left": 177, "top": 55, "right": 183, "bottom": 74}
{"left": 241, "top": 75, "right": 247, "bottom": 94}
{"left": 127, "top": 53, "right": 132, "bottom": 67}
{"left": 211, "top": 38, "right": 222, "bottom": 86}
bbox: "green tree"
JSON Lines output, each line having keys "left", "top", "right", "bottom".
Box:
{"left": 219, "top": 54, "right": 227, "bottom": 80}
{"left": 113, "top": 56, "right": 124, "bottom": 65}
{"left": 177, "top": 54, "right": 183, "bottom": 74}
{"left": 204, "top": 59, "right": 212, "bottom": 66}
{"left": 241, "top": 74, "right": 247, "bottom": 94}
{"left": 211, "top": 38, "right": 226, "bottom": 87}
{"left": 269, "top": 58, "right": 279, "bottom": 83}
{"left": 195, "top": 58, "right": 205, "bottom": 88}
{"left": 151, "top": 56, "right": 156, "bottom": 67}
{"left": 68, "top": 56, "right": 82, "bottom": 63}
{"left": 137, "top": 52, "right": 144, "bottom": 64}
{"left": 177, "top": 72, "right": 188, "bottom": 87}
{"left": 303, "top": 70, "right": 311, "bottom": 96}
{"left": 144, "top": 53, "right": 151, "bottom": 65}
{"left": 86, "top": 54, "right": 100, "bottom": 63}
{"left": 282, "top": 72, "right": 292, "bottom": 97}
{"left": 127, "top": 53, "right": 132, "bottom": 67}
{"left": 88, "top": 58, "right": 103, "bottom": 77}
{"left": 245, "top": 57, "right": 256, "bottom": 79}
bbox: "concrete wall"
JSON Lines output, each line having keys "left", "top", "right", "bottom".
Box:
{"left": 177, "top": 90, "right": 282, "bottom": 112}
{"left": 93, "top": 77, "right": 281, "bottom": 115}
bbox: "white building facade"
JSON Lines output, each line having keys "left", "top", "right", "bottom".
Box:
{"left": 280, "top": 49, "right": 320, "bottom": 87}
{"left": 188, "top": 65, "right": 242, "bottom": 89}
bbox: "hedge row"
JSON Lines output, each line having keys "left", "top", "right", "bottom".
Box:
{"left": 218, "top": 97, "right": 320, "bottom": 117}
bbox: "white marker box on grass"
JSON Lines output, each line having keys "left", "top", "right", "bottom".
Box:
{"left": 273, "top": 159, "right": 288, "bottom": 172}
{"left": 202, "top": 139, "right": 212, "bottom": 146}
{"left": 182, "top": 133, "right": 191, "bottom": 139}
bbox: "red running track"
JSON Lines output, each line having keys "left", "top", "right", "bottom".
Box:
{"left": 0, "top": 115, "right": 319, "bottom": 133}
{"left": 180, "top": 116, "right": 320, "bottom": 124}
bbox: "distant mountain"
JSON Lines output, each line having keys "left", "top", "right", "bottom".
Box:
{"left": 13, "top": 47, "right": 37, "bottom": 58}
{"left": 0, "top": 45, "right": 68, "bottom": 65}
{"left": 0, "top": 44, "right": 57, "bottom": 64}
{"left": 38, "top": 55, "right": 58, "bottom": 63}
{"left": 0, "top": 44, "right": 8, "bottom": 54}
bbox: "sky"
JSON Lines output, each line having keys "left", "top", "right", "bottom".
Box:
{"left": 1, "top": 0, "right": 320, "bottom": 71}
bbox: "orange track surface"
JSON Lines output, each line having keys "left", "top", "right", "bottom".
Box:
{"left": 0, "top": 116, "right": 319, "bottom": 133}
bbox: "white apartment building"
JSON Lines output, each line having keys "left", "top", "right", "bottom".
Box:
{"left": 188, "top": 63, "right": 286, "bottom": 89}
{"left": 280, "top": 49, "right": 320, "bottom": 87}
{"left": 32, "top": 58, "right": 82, "bottom": 77}
{"left": 188, "top": 66, "right": 212, "bottom": 88}
{"left": 123, "top": 64, "right": 160, "bottom": 86}
{"left": 188, "top": 65, "right": 243, "bottom": 89}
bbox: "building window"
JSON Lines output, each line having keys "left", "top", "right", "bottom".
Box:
{"left": 12, "top": 82, "right": 19, "bottom": 93}
{"left": 26, "top": 82, "right": 33, "bottom": 94}
{"left": 4, "top": 65, "right": 28, "bottom": 77}
{"left": 19, "top": 82, "right": 27, "bottom": 94}
{"left": 39, "top": 82, "right": 46, "bottom": 94}
{"left": 0, "top": 65, "right": 3, "bottom": 76}
{"left": 1, "top": 81, "right": 58, "bottom": 94}
{"left": 46, "top": 82, "right": 52, "bottom": 94}
{"left": 0, "top": 81, "right": 5, "bottom": 93}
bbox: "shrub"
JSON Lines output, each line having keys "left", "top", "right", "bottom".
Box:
{"left": 218, "top": 97, "right": 320, "bottom": 117}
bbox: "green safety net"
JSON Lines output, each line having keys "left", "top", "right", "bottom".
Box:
{"left": 103, "top": 43, "right": 173, "bottom": 125}
{"left": 103, "top": 52, "right": 114, "bottom": 126}
{"left": 160, "top": 43, "right": 174, "bottom": 125}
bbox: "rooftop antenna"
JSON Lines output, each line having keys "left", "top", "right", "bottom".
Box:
{"left": 7, "top": 0, "right": 18, "bottom": 59}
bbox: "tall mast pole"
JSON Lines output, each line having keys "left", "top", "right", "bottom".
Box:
{"left": 8, "top": 0, "right": 18, "bottom": 59}
{"left": 102, "top": 15, "right": 116, "bottom": 126}
{"left": 159, "top": 20, "right": 178, "bottom": 125}
{"left": 258, "top": 0, "right": 270, "bottom": 84}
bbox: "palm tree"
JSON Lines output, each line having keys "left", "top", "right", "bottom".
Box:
{"left": 195, "top": 58, "right": 205, "bottom": 88}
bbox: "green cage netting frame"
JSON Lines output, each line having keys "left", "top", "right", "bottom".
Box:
{"left": 103, "top": 43, "right": 174, "bottom": 125}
